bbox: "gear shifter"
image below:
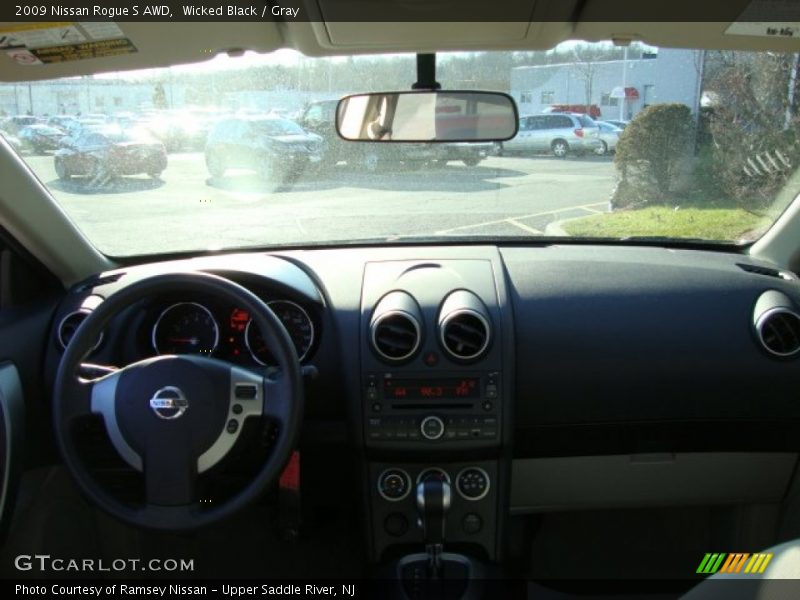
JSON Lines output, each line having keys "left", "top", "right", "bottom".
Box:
{"left": 416, "top": 479, "right": 451, "bottom": 577}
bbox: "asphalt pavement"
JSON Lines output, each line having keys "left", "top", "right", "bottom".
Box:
{"left": 24, "top": 152, "right": 616, "bottom": 256}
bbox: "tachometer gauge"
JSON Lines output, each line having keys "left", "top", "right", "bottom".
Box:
{"left": 245, "top": 300, "right": 314, "bottom": 366}
{"left": 152, "top": 302, "right": 219, "bottom": 356}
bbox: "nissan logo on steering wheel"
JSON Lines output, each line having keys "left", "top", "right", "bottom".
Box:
{"left": 149, "top": 386, "right": 189, "bottom": 420}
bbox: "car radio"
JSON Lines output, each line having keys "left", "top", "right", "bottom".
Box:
{"left": 363, "top": 371, "right": 501, "bottom": 447}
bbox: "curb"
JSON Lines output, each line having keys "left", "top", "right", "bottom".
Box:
{"left": 546, "top": 204, "right": 613, "bottom": 236}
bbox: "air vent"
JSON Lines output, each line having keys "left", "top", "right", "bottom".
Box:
{"left": 756, "top": 308, "right": 800, "bottom": 357}
{"left": 74, "top": 272, "right": 125, "bottom": 292}
{"left": 440, "top": 310, "right": 490, "bottom": 361}
{"left": 371, "top": 312, "right": 421, "bottom": 362}
{"left": 57, "top": 309, "right": 103, "bottom": 352}
{"left": 737, "top": 263, "right": 795, "bottom": 281}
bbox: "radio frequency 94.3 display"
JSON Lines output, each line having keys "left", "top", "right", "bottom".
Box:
{"left": 383, "top": 377, "right": 480, "bottom": 400}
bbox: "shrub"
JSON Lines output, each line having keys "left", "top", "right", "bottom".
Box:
{"left": 612, "top": 104, "right": 695, "bottom": 207}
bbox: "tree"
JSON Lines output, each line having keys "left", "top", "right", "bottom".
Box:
{"left": 700, "top": 50, "right": 800, "bottom": 207}
{"left": 613, "top": 103, "right": 695, "bottom": 206}
{"left": 571, "top": 46, "right": 598, "bottom": 106}
{"left": 152, "top": 82, "right": 167, "bottom": 109}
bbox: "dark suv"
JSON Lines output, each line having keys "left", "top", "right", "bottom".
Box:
{"left": 299, "top": 100, "right": 491, "bottom": 170}
{"left": 204, "top": 116, "right": 322, "bottom": 184}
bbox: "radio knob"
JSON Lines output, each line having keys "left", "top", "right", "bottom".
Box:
{"left": 420, "top": 416, "right": 445, "bottom": 440}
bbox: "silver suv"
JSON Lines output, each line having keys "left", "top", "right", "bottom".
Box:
{"left": 502, "top": 113, "right": 602, "bottom": 157}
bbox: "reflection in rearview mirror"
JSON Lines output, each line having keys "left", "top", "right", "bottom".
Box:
{"left": 336, "top": 91, "right": 518, "bottom": 143}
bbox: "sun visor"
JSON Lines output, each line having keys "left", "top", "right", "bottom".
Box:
{"left": 312, "top": 0, "right": 574, "bottom": 51}
{"left": 0, "top": 22, "right": 283, "bottom": 82}
{"left": 574, "top": 0, "right": 800, "bottom": 51}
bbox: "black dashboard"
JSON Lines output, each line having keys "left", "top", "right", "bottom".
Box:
{"left": 43, "top": 244, "right": 800, "bottom": 560}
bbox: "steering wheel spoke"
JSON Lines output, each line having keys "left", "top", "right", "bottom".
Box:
{"left": 144, "top": 436, "right": 196, "bottom": 506}
{"left": 263, "top": 373, "right": 293, "bottom": 425}
{"left": 197, "top": 365, "right": 265, "bottom": 473}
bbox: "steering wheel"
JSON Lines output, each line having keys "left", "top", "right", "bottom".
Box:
{"left": 52, "top": 272, "right": 304, "bottom": 530}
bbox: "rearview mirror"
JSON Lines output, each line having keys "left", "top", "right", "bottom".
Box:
{"left": 336, "top": 91, "right": 518, "bottom": 142}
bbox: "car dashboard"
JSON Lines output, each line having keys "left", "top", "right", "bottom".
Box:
{"left": 43, "top": 243, "right": 800, "bottom": 562}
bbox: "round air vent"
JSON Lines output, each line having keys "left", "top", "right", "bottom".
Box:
{"left": 370, "top": 311, "right": 421, "bottom": 362}
{"left": 438, "top": 290, "right": 492, "bottom": 362}
{"left": 369, "top": 291, "right": 423, "bottom": 363}
{"left": 440, "top": 310, "right": 491, "bottom": 361}
{"left": 57, "top": 309, "right": 103, "bottom": 352}
{"left": 756, "top": 308, "right": 800, "bottom": 357}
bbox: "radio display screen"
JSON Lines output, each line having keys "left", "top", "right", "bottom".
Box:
{"left": 384, "top": 377, "right": 480, "bottom": 400}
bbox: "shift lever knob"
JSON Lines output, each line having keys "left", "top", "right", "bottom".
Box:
{"left": 416, "top": 479, "right": 451, "bottom": 545}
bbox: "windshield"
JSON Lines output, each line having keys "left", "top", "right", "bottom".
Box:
{"left": 3, "top": 44, "right": 796, "bottom": 256}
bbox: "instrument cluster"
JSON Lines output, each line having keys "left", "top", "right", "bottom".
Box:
{"left": 149, "top": 297, "right": 316, "bottom": 367}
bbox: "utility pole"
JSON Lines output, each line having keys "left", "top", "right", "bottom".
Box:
{"left": 619, "top": 45, "right": 628, "bottom": 121}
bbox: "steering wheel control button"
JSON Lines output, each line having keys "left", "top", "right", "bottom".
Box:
{"left": 235, "top": 384, "right": 258, "bottom": 399}
{"left": 232, "top": 404, "right": 243, "bottom": 415}
{"left": 378, "top": 468, "right": 412, "bottom": 501}
{"left": 421, "top": 416, "right": 445, "bottom": 440}
{"left": 384, "top": 513, "right": 410, "bottom": 537}
{"left": 456, "top": 467, "right": 490, "bottom": 501}
{"left": 462, "top": 513, "right": 483, "bottom": 535}
{"left": 226, "top": 419, "right": 239, "bottom": 434}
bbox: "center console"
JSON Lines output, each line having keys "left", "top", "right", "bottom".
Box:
{"left": 359, "top": 259, "right": 510, "bottom": 574}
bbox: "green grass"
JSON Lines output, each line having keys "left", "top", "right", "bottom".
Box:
{"left": 562, "top": 205, "right": 773, "bottom": 242}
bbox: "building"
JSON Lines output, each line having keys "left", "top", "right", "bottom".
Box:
{"left": 0, "top": 78, "right": 184, "bottom": 117}
{"left": 511, "top": 48, "right": 704, "bottom": 121}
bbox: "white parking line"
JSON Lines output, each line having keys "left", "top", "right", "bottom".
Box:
{"left": 506, "top": 218, "right": 543, "bottom": 234}
{"left": 435, "top": 201, "right": 607, "bottom": 235}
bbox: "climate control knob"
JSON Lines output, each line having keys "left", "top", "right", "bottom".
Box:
{"left": 456, "top": 467, "right": 490, "bottom": 500}
{"left": 377, "top": 468, "right": 412, "bottom": 501}
{"left": 420, "top": 416, "right": 445, "bottom": 440}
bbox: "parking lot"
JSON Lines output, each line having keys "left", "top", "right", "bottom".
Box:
{"left": 24, "top": 152, "right": 616, "bottom": 256}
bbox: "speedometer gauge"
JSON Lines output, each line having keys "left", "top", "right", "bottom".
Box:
{"left": 152, "top": 302, "right": 219, "bottom": 356}
{"left": 245, "top": 300, "right": 314, "bottom": 366}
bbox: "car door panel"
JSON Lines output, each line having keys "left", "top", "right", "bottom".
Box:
{"left": 0, "top": 362, "right": 24, "bottom": 542}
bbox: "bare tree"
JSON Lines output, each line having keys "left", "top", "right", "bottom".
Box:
{"left": 571, "top": 45, "right": 598, "bottom": 106}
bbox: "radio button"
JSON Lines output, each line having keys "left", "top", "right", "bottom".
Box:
{"left": 421, "top": 416, "right": 445, "bottom": 440}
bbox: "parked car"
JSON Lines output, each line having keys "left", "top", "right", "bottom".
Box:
{"left": 502, "top": 112, "right": 602, "bottom": 157}
{"left": 0, "top": 115, "right": 40, "bottom": 134}
{"left": 603, "top": 119, "right": 629, "bottom": 130}
{"left": 54, "top": 126, "right": 167, "bottom": 182}
{"left": 18, "top": 124, "right": 67, "bottom": 154}
{"left": 594, "top": 121, "right": 624, "bottom": 155}
{"left": 298, "top": 99, "right": 441, "bottom": 171}
{"left": 0, "top": 127, "right": 22, "bottom": 153}
{"left": 46, "top": 115, "right": 79, "bottom": 131}
{"left": 63, "top": 117, "right": 109, "bottom": 137}
{"left": 434, "top": 142, "right": 495, "bottom": 166}
{"left": 205, "top": 116, "right": 323, "bottom": 183}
